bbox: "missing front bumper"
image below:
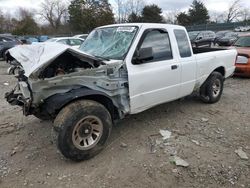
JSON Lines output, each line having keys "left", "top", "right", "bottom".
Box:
{"left": 5, "top": 89, "right": 32, "bottom": 116}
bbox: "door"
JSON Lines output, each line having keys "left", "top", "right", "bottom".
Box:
{"left": 127, "top": 29, "right": 181, "bottom": 114}
{"left": 173, "top": 29, "right": 196, "bottom": 97}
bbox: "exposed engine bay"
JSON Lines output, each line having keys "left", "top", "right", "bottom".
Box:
{"left": 5, "top": 43, "right": 107, "bottom": 79}
{"left": 39, "top": 51, "right": 100, "bottom": 79}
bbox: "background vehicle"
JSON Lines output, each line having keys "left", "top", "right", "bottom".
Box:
{"left": 5, "top": 23, "right": 237, "bottom": 161}
{"left": 46, "top": 37, "right": 84, "bottom": 48}
{"left": 0, "top": 36, "right": 21, "bottom": 60}
{"left": 234, "top": 26, "right": 250, "bottom": 32}
{"left": 214, "top": 31, "right": 231, "bottom": 45}
{"left": 73, "top": 34, "right": 88, "bottom": 40}
{"left": 232, "top": 34, "right": 250, "bottom": 77}
{"left": 217, "top": 32, "right": 238, "bottom": 46}
{"left": 188, "top": 30, "right": 215, "bottom": 47}
{"left": 38, "top": 35, "right": 49, "bottom": 42}
{"left": 26, "top": 37, "right": 39, "bottom": 44}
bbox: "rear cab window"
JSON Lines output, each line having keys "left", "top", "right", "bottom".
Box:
{"left": 174, "top": 29, "right": 192, "bottom": 58}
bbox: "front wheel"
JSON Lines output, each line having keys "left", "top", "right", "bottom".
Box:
{"left": 200, "top": 72, "right": 224, "bottom": 104}
{"left": 53, "top": 100, "right": 112, "bottom": 161}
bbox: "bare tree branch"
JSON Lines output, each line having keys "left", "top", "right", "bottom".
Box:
{"left": 39, "top": 0, "right": 67, "bottom": 30}
{"left": 115, "top": 0, "right": 144, "bottom": 23}
{"left": 226, "top": 0, "right": 242, "bottom": 23}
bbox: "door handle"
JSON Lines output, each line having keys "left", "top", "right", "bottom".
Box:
{"left": 171, "top": 65, "right": 178, "bottom": 70}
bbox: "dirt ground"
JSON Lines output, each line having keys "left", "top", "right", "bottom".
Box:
{"left": 0, "top": 60, "right": 249, "bottom": 188}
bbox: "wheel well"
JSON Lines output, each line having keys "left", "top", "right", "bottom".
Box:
{"left": 213, "top": 67, "right": 225, "bottom": 77}
{"left": 60, "top": 95, "right": 119, "bottom": 121}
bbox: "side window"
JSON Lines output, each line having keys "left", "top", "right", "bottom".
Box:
{"left": 69, "top": 39, "right": 82, "bottom": 46}
{"left": 3, "top": 37, "right": 12, "bottom": 42}
{"left": 137, "top": 29, "right": 172, "bottom": 63}
{"left": 174, "top": 29, "right": 192, "bottom": 58}
{"left": 58, "top": 39, "right": 68, "bottom": 45}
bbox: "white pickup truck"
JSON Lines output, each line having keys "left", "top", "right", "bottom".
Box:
{"left": 5, "top": 23, "right": 237, "bottom": 161}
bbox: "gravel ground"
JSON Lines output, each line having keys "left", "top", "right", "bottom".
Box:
{"left": 0, "top": 60, "right": 249, "bottom": 188}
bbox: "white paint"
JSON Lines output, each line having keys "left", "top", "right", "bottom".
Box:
{"left": 122, "top": 23, "right": 237, "bottom": 114}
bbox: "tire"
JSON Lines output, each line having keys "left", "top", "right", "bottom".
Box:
{"left": 208, "top": 42, "right": 212, "bottom": 48}
{"left": 7, "top": 66, "right": 15, "bottom": 75}
{"left": 53, "top": 100, "right": 112, "bottom": 161}
{"left": 200, "top": 72, "right": 224, "bottom": 104}
{"left": 7, "top": 66, "right": 22, "bottom": 75}
{"left": 2, "top": 50, "right": 7, "bottom": 61}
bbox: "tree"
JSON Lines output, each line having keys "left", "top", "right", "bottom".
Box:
{"left": 39, "top": 0, "right": 67, "bottom": 31}
{"left": 0, "top": 9, "right": 5, "bottom": 33}
{"left": 240, "top": 8, "right": 250, "bottom": 22}
{"left": 127, "top": 12, "right": 141, "bottom": 22}
{"left": 141, "top": 4, "right": 163, "bottom": 23}
{"left": 176, "top": 12, "right": 191, "bottom": 26}
{"left": 115, "top": 0, "right": 144, "bottom": 23}
{"left": 225, "top": 0, "right": 242, "bottom": 23}
{"left": 209, "top": 11, "right": 225, "bottom": 23}
{"left": 13, "top": 8, "right": 39, "bottom": 35}
{"left": 68, "top": 0, "right": 114, "bottom": 33}
{"left": 95, "top": 0, "right": 115, "bottom": 26}
{"left": 176, "top": 0, "right": 209, "bottom": 26}
{"left": 188, "top": 0, "right": 210, "bottom": 24}
{"left": 164, "top": 10, "right": 178, "bottom": 24}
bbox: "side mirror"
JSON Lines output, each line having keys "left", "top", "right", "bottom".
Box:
{"left": 133, "top": 47, "right": 153, "bottom": 64}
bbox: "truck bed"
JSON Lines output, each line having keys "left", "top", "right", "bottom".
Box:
{"left": 193, "top": 47, "right": 227, "bottom": 54}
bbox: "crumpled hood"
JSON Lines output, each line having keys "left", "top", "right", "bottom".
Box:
{"left": 8, "top": 43, "right": 101, "bottom": 77}
{"left": 8, "top": 43, "right": 69, "bottom": 77}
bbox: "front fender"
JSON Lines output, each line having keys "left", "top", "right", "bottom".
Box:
{"left": 39, "top": 87, "right": 113, "bottom": 117}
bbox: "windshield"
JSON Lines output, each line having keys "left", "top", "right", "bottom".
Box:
{"left": 216, "top": 31, "right": 229, "bottom": 38}
{"left": 80, "top": 26, "right": 138, "bottom": 60}
{"left": 188, "top": 32, "right": 199, "bottom": 41}
{"left": 234, "top": 36, "right": 250, "bottom": 47}
{"left": 28, "top": 38, "right": 38, "bottom": 42}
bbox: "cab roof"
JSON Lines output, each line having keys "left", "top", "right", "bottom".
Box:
{"left": 98, "top": 23, "right": 185, "bottom": 30}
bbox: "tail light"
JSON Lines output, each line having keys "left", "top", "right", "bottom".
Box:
{"left": 236, "top": 55, "right": 248, "bottom": 64}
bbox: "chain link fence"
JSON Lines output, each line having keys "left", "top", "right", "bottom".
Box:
{"left": 186, "top": 21, "right": 250, "bottom": 31}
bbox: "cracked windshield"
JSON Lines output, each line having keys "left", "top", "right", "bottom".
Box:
{"left": 80, "top": 26, "right": 138, "bottom": 60}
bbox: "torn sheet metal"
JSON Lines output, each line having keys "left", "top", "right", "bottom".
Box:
{"left": 8, "top": 43, "right": 103, "bottom": 78}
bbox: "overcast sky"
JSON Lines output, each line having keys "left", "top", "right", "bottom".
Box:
{"left": 0, "top": 0, "right": 250, "bottom": 17}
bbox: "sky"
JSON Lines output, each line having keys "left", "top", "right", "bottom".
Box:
{"left": 0, "top": 0, "right": 250, "bottom": 18}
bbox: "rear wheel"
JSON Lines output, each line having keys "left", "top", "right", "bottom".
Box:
{"left": 200, "top": 72, "right": 224, "bottom": 103}
{"left": 53, "top": 100, "right": 112, "bottom": 161}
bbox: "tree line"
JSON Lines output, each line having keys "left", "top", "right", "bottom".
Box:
{"left": 176, "top": 0, "right": 249, "bottom": 26}
{"left": 0, "top": 0, "right": 249, "bottom": 36}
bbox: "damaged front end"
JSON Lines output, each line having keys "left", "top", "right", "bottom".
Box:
{"left": 5, "top": 43, "right": 130, "bottom": 119}
{"left": 5, "top": 73, "right": 33, "bottom": 116}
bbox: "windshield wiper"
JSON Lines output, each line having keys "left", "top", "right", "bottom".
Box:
{"left": 94, "top": 55, "right": 110, "bottom": 61}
